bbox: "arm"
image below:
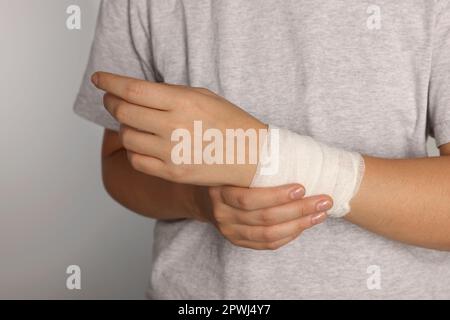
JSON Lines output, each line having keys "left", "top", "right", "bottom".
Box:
{"left": 94, "top": 72, "right": 450, "bottom": 251}
{"left": 346, "top": 144, "right": 450, "bottom": 251}
{"left": 101, "top": 128, "right": 207, "bottom": 221}
{"left": 104, "top": 123, "right": 450, "bottom": 250}
{"left": 102, "top": 127, "right": 331, "bottom": 250}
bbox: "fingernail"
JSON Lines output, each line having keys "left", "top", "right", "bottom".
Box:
{"left": 311, "top": 212, "right": 327, "bottom": 225}
{"left": 289, "top": 187, "right": 305, "bottom": 200}
{"left": 316, "top": 199, "right": 332, "bottom": 212}
{"left": 91, "top": 73, "right": 99, "bottom": 86}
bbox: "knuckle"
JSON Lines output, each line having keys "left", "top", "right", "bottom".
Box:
{"left": 236, "top": 194, "right": 251, "bottom": 210}
{"left": 124, "top": 81, "right": 145, "bottom": 100}
{"left": 259, "top": 209, "right": 276, "bottom": 225}
{"left": 114, "top": 103, "right": 129, "bottom": 122}
{"left": 166, "top": 165, "right": 187, "bottom": 182}
{"left": 292, "top": 220, "right": 304, "bottom": 233}
{"left": 212, "top": 209, "right": 228, "bottom": 224}
{"left": 262, "top": 227, "right": 277, "bottom": 242}
{"left": 128, "top": 152, "right": 143, "bottom": 171}
{"left": 242, "top": 227, "right": 254, "bottom": 241}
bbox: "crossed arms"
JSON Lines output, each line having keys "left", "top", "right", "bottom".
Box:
{"left": 95, "top": 72, "right": 450, "bottom": 251}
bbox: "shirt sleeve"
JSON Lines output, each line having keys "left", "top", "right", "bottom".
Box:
{"left": 428, "top": 0, "right": 450, "bottom": 147}
{"left": 73, "top": 0, "right": 156, "bottom": 131}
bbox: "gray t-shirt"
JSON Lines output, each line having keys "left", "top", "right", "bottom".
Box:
{"left": 74, "top": 0, "right": 450, "bottom": 299}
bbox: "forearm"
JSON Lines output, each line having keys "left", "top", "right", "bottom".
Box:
{"left": 102, "top": 148, "right": 209, "bottom": 221}
{"left": 347, "top": 155, "right": 450, "bottom": 250}
{"left": 251, "top": 126, "right": 450, "bottom": 250}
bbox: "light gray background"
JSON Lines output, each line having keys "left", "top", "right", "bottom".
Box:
{"left": 0, "top": 0, "right": 154, "bottom": 299}
{"left": 0, "top": 0, "right": 440, "bottom": 299}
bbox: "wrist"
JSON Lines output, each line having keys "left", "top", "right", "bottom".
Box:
{"left": 251, "top": 125, "right": 365, "bottom": 218}
{"left": 190, "top": 186, "right": 213, "bottom": 222}
{"left": 230, "top": 121, "right": 269, "bottom": 187}
{"left": 231, "top": 163, "right": 258, "bottom": 187}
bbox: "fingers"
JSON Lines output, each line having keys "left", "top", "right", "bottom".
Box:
{"left": 127, "top": 149, "right": 190, "bottom": 183}
{"left": 232, "top": 195, "right": 333, "bottom": 226}
{"left": 126, "top": 151, "right": 167, "bottom": 176}
{"left": 209, "top": 185, "right": 332, "bottom": 250}
{"left": 218, "top": 184, "right": 306, "bottom": 211}
{"left": 221, "top": 214, "right": 322, "bottom": 244}
{"left": 232, "top": 231, "right": 301, "bottom": 251}
{"left": 120, "top": 126, "right": 169, "bottom": 161}
{"left": 103, "top": 93, "right": 168, "bottom": 135}
{"left": 92, "top": 72, "right": 178, "bottom": 110}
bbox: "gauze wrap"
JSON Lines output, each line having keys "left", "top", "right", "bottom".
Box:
{"left": 251, "top": 125, "right": 366, "bottom": 218}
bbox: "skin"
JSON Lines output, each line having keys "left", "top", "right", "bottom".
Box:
{"left": 102, "top": 132, "right": 330, "bottom": 250}
{"left": 95, "top": 72, "right": 450, "bottom": 251}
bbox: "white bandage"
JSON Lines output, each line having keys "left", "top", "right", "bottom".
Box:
{"left": 251, "top": 125, "right": 365, "bottom": 218}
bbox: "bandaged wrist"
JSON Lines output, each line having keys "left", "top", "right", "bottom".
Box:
{"left": 251, "top": 125, "right": 365, "bottom": 218}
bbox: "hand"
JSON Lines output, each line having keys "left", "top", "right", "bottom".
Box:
{"left": 93, "top": 72, "right": 267, "bottom": 187}
{"left": 197, "top": 184, "right": 333, "bottom": 250}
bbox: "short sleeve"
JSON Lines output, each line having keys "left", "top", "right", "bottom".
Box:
{"left": 429, "top": 0, "right": 450, "bottom": 147}
{"left": 73, "top": 0, "right": 156, "bottom": 131}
